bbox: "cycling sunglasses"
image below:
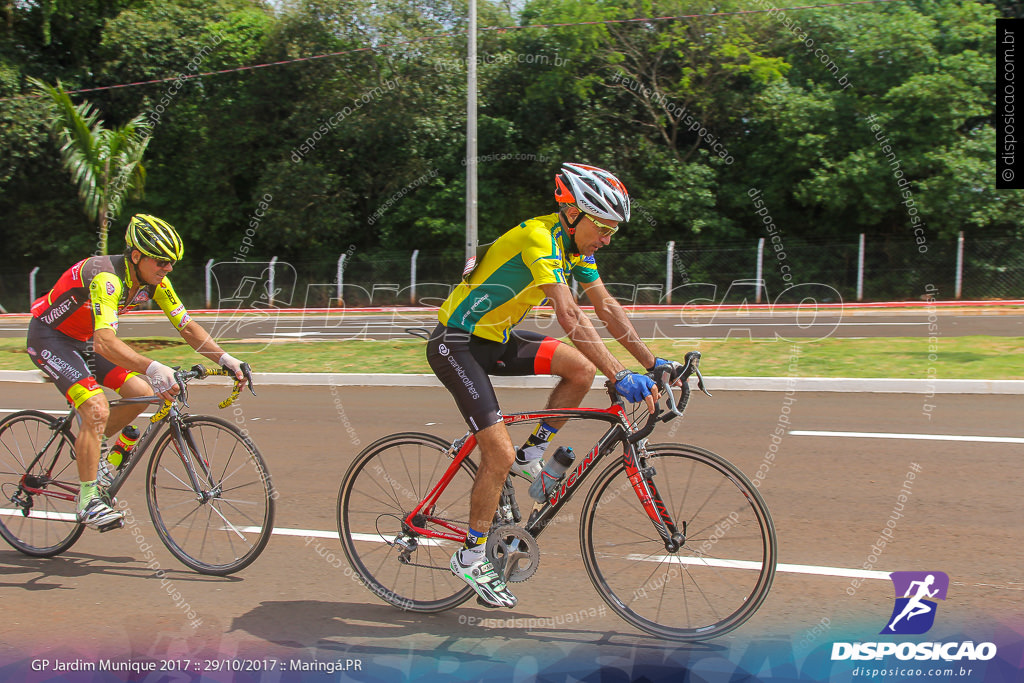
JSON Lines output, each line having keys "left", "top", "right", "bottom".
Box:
{"left": 585, "top": 213, "right": 619, "bottom": 237}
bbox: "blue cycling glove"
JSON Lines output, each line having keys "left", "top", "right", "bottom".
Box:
{"left": 647, "top": 357, "right": 670, "bottom": 372}
{"left": 615, "top": 371, "right": 656, "bottom": 403}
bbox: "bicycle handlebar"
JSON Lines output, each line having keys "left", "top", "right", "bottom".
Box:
{"left": 163, "top": 363, "right": 256, "bottom": 411}
{"left": 615, "top": 351, "right": 712, "bottom": 444}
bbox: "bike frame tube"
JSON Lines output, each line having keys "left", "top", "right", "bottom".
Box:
{"left": 15, "top": 413, "right": 78, "bottom": 503}
{"left": 104, "top": 397, "right": 171, "bottom": 498}
{"left": 404, "top": 433, "right": 480, "bottom": 543}
{"left": 106, "top": 398, "right": 207, "bottom": 500}
{"left": 401, "top": 403, "right": 681, "bottom": 544}
{"left": 15, "top": 370, "right": 248, "bottom": 508}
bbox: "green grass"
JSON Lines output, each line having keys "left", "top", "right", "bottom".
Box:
{"left": 4, "top": 336, "right": 1022, "bottom": 379}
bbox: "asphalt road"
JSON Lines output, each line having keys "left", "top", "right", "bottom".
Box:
{"left": 3, "top": 308, "right": 1023, "bottom": 341}
{"left": 0, "top": 381, "right": 1020, "bottom": 681}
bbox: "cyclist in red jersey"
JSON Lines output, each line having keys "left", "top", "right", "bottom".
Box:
{"left": 26, "top": 215, "right": 250, "bottom": 531}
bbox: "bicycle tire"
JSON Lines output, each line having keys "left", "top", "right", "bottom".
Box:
{"left": 338, "top": 432, "right": 478, "bottom": 612}
{"left": 580, "top": 443, "right": 777, "bottom": 641}
{"left": 0, "top": 410, "right": 85, "bottom": 556}
{"left": 146, "top": 415, "right": 275, "bottom": 575}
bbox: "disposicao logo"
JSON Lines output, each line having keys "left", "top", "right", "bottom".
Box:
{"left": 882, "top": 570, "right": 948, "bottom": 635}
{"left": 831, "top": 571, "right": 997, "bottom": 663}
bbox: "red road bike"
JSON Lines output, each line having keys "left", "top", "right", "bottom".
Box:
{"left": 337, "top": 352, "right": 776, "bottom": 641}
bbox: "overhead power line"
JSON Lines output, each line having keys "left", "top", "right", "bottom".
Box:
{"left": 1, "top": 0, "right": 897, "bottom": 102}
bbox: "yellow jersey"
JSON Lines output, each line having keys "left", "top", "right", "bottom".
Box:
{"left": 438, "top": 214, "right": 599, "bottom": 342}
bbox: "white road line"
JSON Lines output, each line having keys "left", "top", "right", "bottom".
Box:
{"left": 0, "top": 409, "right": 156, "bottom": 417}
{"left": 0, "top": 508, "right": 77, "bottom": 522}
{"left": 790, "top": 430, "right": 1024, "bottom": 444}
{"left": 0, "top": 514, "right": 912, "bottom": 580}
{"left": 625, "top": 553, "right": 891, "bottom": 580}
{"left": 672, "top": 322, "right": 928, "bottom": 327}
{"left": 239, "top": 526, "right": 447, "bottom": 546}
{"left": 254, "top": 526, "right": 885, "bottom": 576}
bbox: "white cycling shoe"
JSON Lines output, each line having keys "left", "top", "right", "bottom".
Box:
{"left": 450, "top": 548, "right": 517, "bottom": 609}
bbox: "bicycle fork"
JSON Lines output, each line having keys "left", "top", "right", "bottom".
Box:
{"left": 624, "top": 449, "right": 686, "bottom": 552}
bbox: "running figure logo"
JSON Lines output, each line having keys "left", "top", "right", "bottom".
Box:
{"left": 881, "top": 571, "right": 949, "bottom": 635}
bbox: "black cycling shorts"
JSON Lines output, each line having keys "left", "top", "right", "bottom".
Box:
{"left": 425, "top": 323, "right": 561, "bottom": 432}
{"left": 26, "top": 318, "right": 138, "bottom": 408}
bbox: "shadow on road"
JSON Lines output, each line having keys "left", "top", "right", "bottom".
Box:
{"left": 0, "top": 549, "right": 243, "bottom": 585}
{"left": 229, "top": 598, "right": 727, "bottom": 657}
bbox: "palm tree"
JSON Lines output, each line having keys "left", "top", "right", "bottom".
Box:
{"left": 29, "top": 77, "right": 151, "bottom": 255}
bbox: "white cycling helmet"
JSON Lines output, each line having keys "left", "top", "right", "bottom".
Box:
{"left": 554, "top": 162, "right": 630, "bottom": 223}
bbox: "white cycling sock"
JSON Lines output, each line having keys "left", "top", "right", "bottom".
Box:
{"left": 518, "top": 422, "right": 558, "bottom": 461}
{"left": 459, "top": 545, "right": 485, "bottom": 563}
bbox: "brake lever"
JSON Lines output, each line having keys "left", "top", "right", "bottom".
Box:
{"left": 693, "top": 365, "right": 712, "bottom": 397}
{"left": 173, "top": 368, "right": 190, "bottom": 408}
{"left": 663, "top": 382, "right": 685, "bottom": 417}
{"left": 241, "top": 362, "right": 256, "bottom": 396}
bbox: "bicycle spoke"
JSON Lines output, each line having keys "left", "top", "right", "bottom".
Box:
{"left": 0, "top": 412, "right": 84, "bottom": 557}
{"left": 338, "top": 433, "right": 476, "bottom": 612}
{"left": 148, "top": 417, "right": 273, "bottom": 575}
{"left": 581, "top": 444, "right": 776, "bottom": 641}
{"left": 206, "top": 501, "right": 246, "bottom": 540}
{"left": 156, "top": 465, "right": 195, "bottom": 492}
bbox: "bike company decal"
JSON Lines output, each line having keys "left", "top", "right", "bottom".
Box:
{"left": 549, "top": 445, "right": 598, "bottom": 505}
{"left": 438, "top": 343, "right": 449, "bottom": 356}
{"left": 831, "top": 570, "right": 997, "bottom": 663}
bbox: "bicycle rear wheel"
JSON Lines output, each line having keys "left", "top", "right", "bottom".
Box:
{"left": 338, "top": 432, "right": 477, "bottom": 612}
{"left": 0, "top": 410, "right": 84, "bottom": 556}
{"left": 580, "top": 443, "right": 776, "bottom": 641}
{"left": 146, "top": 416, "right": 275, "bottom": 575}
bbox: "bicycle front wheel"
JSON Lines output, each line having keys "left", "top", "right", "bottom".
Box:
{"left": 146, "top": 416, "right": 275, "bottom": 575}
{"left": 0, "top": 410, "right": 84, "bottom": 556}
{"left": 338, "top": 432, "right": 477, "bottom": 612}
{"left": 580, "top": 443, "right": 777, "bottom": 641}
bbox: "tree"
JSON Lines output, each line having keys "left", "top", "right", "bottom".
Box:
{"left": 29, "top": 76, "right": 150, "bottom": 254}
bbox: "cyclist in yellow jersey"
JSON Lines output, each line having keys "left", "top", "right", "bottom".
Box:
{"left": 26, "top": 215, "right": 250, "bottom": 531}
{"left": 428, "top": 163, "right": 682, "bottom": 608}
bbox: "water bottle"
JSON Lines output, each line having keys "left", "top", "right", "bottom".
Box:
{"left": 107, "top": 425, "right": 140, "bottom": 469}
{"left": 528, "top": 446, "right": 575, "bottom": 503}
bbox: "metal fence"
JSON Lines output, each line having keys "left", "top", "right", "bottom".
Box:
{"left": 1, "top": 234, "right": 1020, "bottom": 314}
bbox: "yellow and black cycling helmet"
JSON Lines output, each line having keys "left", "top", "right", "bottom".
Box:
{"left": 125, "top": 214, "right": 184, "bottom": 261}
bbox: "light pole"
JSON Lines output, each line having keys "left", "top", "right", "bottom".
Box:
{"left": 465, "top": 0, "right": 478, "bottom": 264}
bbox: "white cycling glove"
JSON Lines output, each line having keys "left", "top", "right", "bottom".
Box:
{"left": 146, "top": 360, "right": 177, "bottom": 393}
{"left": 218, "top": 353, "right": 244, "bottom": 377}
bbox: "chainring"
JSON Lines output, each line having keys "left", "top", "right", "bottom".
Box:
{"left": 485, "top": 524, "right": 540, "bottom": 583}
